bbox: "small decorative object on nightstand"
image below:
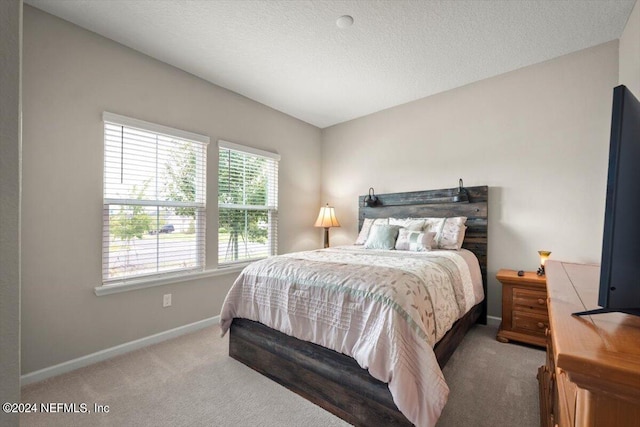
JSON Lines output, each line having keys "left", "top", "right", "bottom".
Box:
{"left": 496, "top": 269, "right": 548, "bottom": 348}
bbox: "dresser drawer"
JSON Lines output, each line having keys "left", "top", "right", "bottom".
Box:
{"left": 555, "top": 369, "right": 577, "bottom": 427}
{"left": 513, "top": 310, "right": 549, "bottom": 336}
{"left": 545, "top": 328, "right": 555, "bottom": 372}
{"left": 513, "top": 287, "right": 548, "bottom": 313}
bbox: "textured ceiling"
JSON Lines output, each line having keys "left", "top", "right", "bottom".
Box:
{"left": 26, "top": 0, "right": 636, "bottom": 128}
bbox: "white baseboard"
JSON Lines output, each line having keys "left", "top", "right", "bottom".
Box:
{"left": 21, "top": 313, "right": 502, "bottom": 386}
{"left": 21, "top": 315, "right": 220, "bottom": 386}
{"left": 486, "top": 315, "right": 501, "bottom": 327}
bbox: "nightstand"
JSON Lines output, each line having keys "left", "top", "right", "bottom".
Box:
{"left": 496, "top": 269, "right": 548, "bottom": 348}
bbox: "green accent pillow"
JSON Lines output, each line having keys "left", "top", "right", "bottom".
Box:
{"left": 364, "top": 225, "right": 400, "bottom": 250}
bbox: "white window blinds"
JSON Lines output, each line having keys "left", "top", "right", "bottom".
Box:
{"left": 218, "top": 140, "right": 279, "bottom": 265}
{"left": 102, "top": 112, "right": 209, "bottom": 283}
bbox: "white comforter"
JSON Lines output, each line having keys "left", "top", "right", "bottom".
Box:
{"left": 220, "top": 246, "right": 483, "bottom": 427}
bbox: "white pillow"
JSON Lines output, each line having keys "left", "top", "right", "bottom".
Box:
{"left": 395, "top": 229, "right": 436, "bottom": 251}
{"left": 420, "top": 217, "right": 467, "bottom": 250}
{"left": 389, "top": 218, "right": 426, "bottom": 231}
{"left": 452, "top": 226, "right": 467, "bottom": 250}
{"left": 355, "top": 218, "right": 388, "bottom": 245}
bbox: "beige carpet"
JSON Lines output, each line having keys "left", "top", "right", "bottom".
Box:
{"left": 439, "top": 324, "right": 544, "bottom": 426}
{"left": 21, "top": 323, "right": 544, "bottom": 426}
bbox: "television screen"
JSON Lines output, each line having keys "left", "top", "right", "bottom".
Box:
{"left": 576, "top": 85, "right": 640, "bottom": 317}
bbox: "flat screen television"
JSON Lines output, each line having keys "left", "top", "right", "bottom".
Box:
{"left": 575, "top": 85, "right": 640, "bottom": 317}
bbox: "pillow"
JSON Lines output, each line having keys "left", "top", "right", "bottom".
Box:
{"left": 421, "top": 217, "right": 467, "bottom": 250}
{"left": 395, "top": 229, "right": 436, "bottom": 251}
{"left": 364, "top": 224, "right": 400, "bottom": 250}
{"left": 389, "top": 218, "right": 426, "bottom": 231}
{"left": 451, "top": 226, "right": 467, "bottom": 250}
{"left": 355, "top": 218, "right": 388, "bottom": 245}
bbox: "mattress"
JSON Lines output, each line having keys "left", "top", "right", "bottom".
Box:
{"left": 220, "top": 246, "right": 484, "bottom": 427}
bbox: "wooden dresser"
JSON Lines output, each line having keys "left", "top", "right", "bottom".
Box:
{"left": 496, "top": 269, "right": 548, "bottom": 347}
{"left": 539, "top": 261, "right": 640, "bottom": 427}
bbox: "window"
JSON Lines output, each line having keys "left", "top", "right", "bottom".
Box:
{"left": 103, "top": 112, "right": 209, "bottom": 283}
{"left": 218, "top": 140, "right": 279, "bottom": 265}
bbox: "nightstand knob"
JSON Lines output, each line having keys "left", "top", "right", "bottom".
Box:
{"left": 537, "top": 322, "right": 545, "bottom": 329}
{"left": 538, "top": 298, "right": 545, "bottom": 305}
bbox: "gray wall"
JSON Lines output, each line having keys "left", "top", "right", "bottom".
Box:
{"left": 0, "top": 0, "right": 22, "bottom": 425}
{"left": 21, "top": 6, "right": 322, "bottom": 374}
{"left": 321, "top": 42, "right": 619, "bottom": 318}
{"left": 620, "top": 0, "right": 640, "bottom": 95}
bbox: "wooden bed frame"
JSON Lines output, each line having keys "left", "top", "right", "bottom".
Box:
{"left": 229, "top": 185, "right": 488, "bottom": 426}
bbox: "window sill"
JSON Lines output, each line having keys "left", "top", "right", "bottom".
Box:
{"left": 94, "top": 264, "right": 249, "bottom": 296}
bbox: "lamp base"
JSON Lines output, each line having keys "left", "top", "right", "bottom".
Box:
{"left": 323, "top": 228, "right": 330, "bottom": 248}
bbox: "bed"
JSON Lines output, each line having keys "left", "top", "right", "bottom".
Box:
{"left": 220, "top": 185, "right": 488, "bottom": 426}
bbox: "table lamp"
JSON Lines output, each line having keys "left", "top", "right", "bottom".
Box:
{"left": 537, "top": 250, "right": 551, "bottom": 276}
{"left": 314, "top": 204, "right": 340, "bottom": 248}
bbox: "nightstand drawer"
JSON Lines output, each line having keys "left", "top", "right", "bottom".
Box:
{"left": 513, "top": 287, "right": 548, "bottom": 313}
{"left": 513, "top": 310, "right": 549, "bottom": 336}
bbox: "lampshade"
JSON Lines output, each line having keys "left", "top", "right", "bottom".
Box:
{"left": 314, "top": 204, "right": 341, "bottom": 228}
{"left": 538, "top": 250, "right": 551, "bottom": 266}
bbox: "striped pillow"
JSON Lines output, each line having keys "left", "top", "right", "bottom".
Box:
{"left": 395, "top": 229, "right": 436, "bottom": 252}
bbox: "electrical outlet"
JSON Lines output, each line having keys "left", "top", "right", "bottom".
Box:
{"left": 163, "top": 294, "right": 172, "bottom": 308}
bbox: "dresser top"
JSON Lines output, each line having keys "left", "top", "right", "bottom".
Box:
{"left": 545, "top": 260, "right": 640, "bottom": 401}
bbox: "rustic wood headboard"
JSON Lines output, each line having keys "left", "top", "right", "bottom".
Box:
{"left": 358, "top": 185, "right": 489, "bottom": 324}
